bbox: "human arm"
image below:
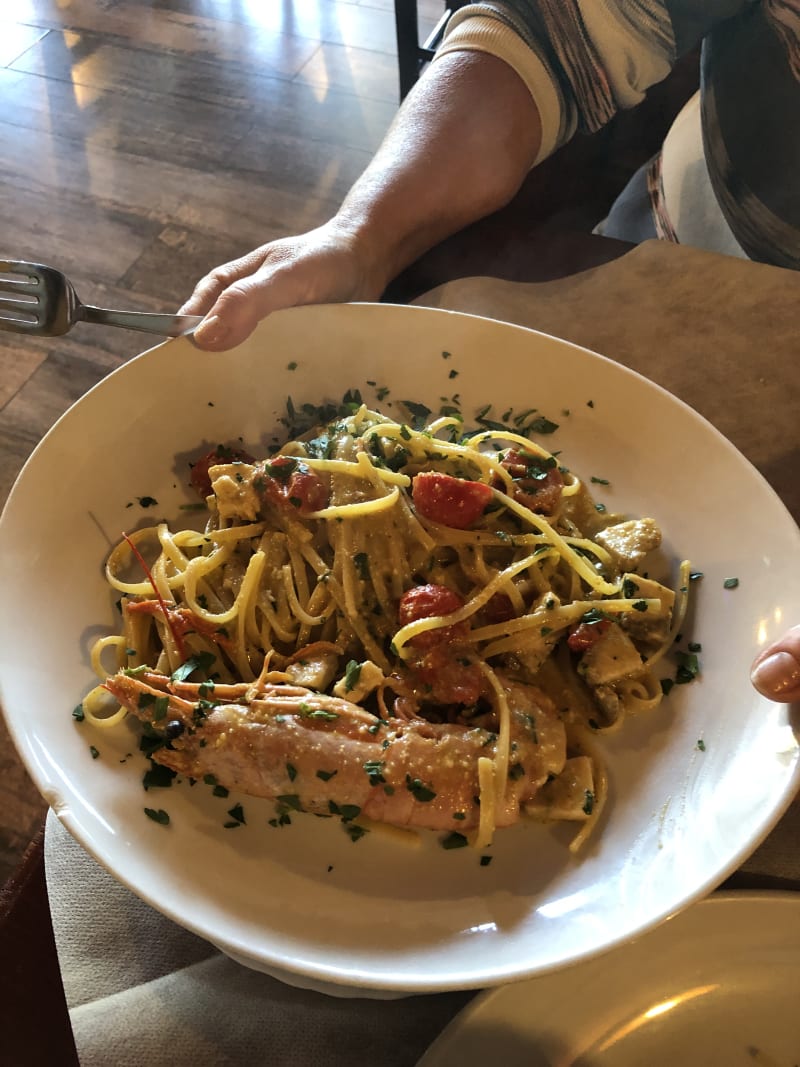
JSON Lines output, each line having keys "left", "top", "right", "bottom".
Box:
{"left": 184, "top": 0, "right": 756, "bottom": 351}
{"left": 751, "top": 625, "right": 800, "bottom": 703}
{"left": 184, "top": 51, "right": 542, "bottom": 350}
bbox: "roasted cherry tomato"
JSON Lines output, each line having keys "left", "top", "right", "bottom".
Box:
{"left": 398, "top": 584, "right": 469, "bottom": 649}
{"left": 411, "top": 644, "right": 484, "bottom": 706}
{"left": 412, "top": 471, "right": 493, "bottom": 529}
{"left": 567, "top": 618, "right": 612, "bottom": 652}
{"left": 260, "top": 456, "right": 329, "bottom": 514}
{"left": 480, "top": 593, "right": 515, "bottom": 626}
{"left": 498, "top": 449, "right": 564, "bottom": 516}
{"left": 190, "top": 446, "right": 255, "bottom": 498}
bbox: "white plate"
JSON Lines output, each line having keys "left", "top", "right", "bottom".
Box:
{"left": 1, "top": 304, "right": 798, "bottom": 994}
{"left": 418, "top": 891, "right": 800, "bottom": 1066}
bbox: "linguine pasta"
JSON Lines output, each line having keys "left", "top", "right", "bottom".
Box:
{"left": 87, "top": 401, "right": 688, "bottom": 850}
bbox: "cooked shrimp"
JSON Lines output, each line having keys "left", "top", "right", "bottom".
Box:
{"left": 104, "top": 671, "right": 566, "bottom": 834}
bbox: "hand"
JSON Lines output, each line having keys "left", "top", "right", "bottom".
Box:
{"left": 750, "top": 624, "right": 800, "bottom": 702}
{"left": 181, "top": 220, "right": 385, "bottom": 352}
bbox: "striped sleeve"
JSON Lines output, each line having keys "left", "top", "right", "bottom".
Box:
{"left": 434, "top": 2, "right": 728, "bottom": 163}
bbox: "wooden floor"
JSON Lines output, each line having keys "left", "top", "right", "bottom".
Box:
{"left": 0, "top": 0, "right": 444, "bottom": 885}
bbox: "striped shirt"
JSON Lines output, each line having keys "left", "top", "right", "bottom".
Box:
{"left": 436, "top": 1, "right": 800, "bottom": 268}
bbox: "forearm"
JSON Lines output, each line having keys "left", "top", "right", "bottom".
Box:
{"left": 337, "top": 51, "right": 542, "bottom": 291}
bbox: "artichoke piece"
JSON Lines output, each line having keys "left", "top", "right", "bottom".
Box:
{"left": 594, "top": 518, "right": 661, "bottom": 572}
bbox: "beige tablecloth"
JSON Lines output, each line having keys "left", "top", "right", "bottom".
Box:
{"left": 414, "top": 241, "right": 800, "bottom": 522}
{"left": 46, "top": 241, "right": 800, "bottom": 1065}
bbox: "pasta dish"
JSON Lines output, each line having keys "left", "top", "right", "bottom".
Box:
{"left": 86, "top": 399, "right": 687, "bottom": 852}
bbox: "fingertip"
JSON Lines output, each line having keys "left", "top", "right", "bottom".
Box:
{"left": 192, "top": 314, "right": 230, "bottom": 349}
{"left": 750, "top": 649, "right": 800, "bottom": 703}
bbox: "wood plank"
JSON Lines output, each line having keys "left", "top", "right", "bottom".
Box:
{"left": 0, "top": 22, "right": 48, "bottom": 66}
{"left": 0, "top": 0, "right": 424, "bottom": 56}
{"left": 294, "top": 40, "right": 402, "bottom": 103}
{"left": 0, "top": 333, "right": 137, "bottom": 508}
{"left": 10, "top": 30, "right": 397, "bottom": 151}
{"left": 0, "top": 338, "right": 49, "bottom": 410}
{"left": 145, "top": 0, "right": 404, "bottom": 53}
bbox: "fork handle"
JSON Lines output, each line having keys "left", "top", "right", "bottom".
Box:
{"left": 80, "top": 305, "right": 203, "bottom": 337}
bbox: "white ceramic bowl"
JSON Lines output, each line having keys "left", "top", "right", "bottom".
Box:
{"left": 1, "top": 304, "right": 798, "bottom": 995}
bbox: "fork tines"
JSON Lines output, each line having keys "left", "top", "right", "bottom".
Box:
{"left": 0, "top": 259, "right": 43, "bottom": 328}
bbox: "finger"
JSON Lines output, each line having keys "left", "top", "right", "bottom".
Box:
{"left": 178, "top": 248, "right": 272, "bottom": 317}
{"left": 192, "top": 264, "right": 303, "bottom": 351}
{"left": 750, "top": 623, "right": 800, "bottom": 702}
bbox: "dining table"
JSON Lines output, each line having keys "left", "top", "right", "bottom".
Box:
{"left": 0, "top": 232, "right": 798, "bottom": 1066}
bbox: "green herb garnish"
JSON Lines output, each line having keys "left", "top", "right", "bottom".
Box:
{"left": 144, "top": 807, "right": 170, "bottom": 825}
{"left": 406, "top": 775, "right": 436, "bottom": 802}
{"left": 441, "top": 832, "right": 468, "bottom": 850}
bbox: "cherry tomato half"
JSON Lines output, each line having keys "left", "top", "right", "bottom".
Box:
{"left": 190, "top": 446, "right": 255, "bottom": 498}
{"left": 398, "top": 584, "right": 469, "bottom": 649}
{"left": 412, "top": 471, "right": 493, "bottom": 529}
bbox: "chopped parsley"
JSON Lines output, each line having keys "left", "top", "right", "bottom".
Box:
{"left": 406, "top": 775, "right": 436, "bottom": 802}
{"left": 675, "top": 651, "right": 701, "bottom": 684}
{"left": 144, "top": 807, "right": 170, "bottom": 825}
{"left": 401, "top": 399, "right": 432, "bottom": 428}
{"left": 152, "top": 695, "right": 169, "bottom": 721}
{"left": 171, "top": 651, "right": 216, "bottom": 683}
{"left": 363, "top": 760, "right": 386, "bottom": 786}
{"left": 328, "top": 800, "right": 361, "bottom": 822}
{"left": 441, "top": 832, "right": 468, "bottom": 850}
{"left": 343, "top": 660, "right": 362, "bottom": 693}
{"left": 299, "top": 703, "right": 339, "bottom": 721}
{"left": 142, "top": 763, "right": 176, "bottom": 790}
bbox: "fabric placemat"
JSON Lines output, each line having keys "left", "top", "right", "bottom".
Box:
{"left": 44, "top": 812, "right": 472, "bottom": 1066}
{"left": 413, "top": 240, "right": 800, "bottom": 522}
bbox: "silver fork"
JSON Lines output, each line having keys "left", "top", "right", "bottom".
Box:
{"left": 0, "top": 259, "right": 203, "bottom": 337}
